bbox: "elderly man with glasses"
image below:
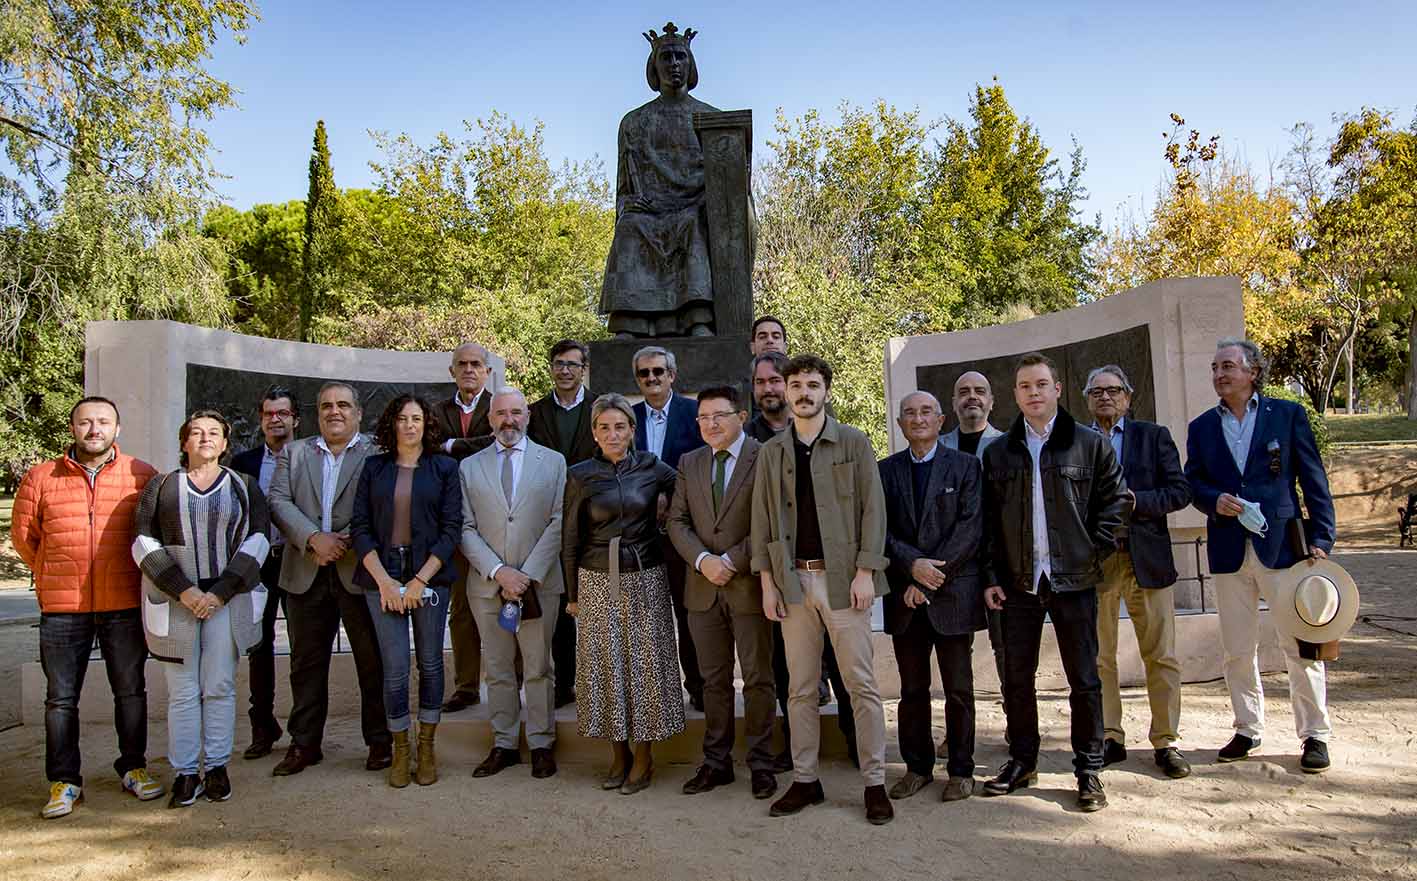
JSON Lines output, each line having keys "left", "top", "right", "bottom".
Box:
{"left": 1084, "top": 364, "right": 1193, "bottom": 779}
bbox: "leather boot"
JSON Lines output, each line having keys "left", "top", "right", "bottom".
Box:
{"left": 415, "top": 723, "right": 438, "bottom": 786}
{"left": 388, "top": 730, "right": 411, "bottom": 789}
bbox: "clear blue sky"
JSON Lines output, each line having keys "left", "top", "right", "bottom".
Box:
{"left": 203, "top": 0, "right": 1417, "bottom": 227}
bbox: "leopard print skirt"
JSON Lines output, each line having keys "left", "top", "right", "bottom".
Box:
{"left": 574, "top": 566, "right": 686, "bottom": 743}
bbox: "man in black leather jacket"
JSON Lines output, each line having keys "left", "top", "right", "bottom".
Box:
{"left": 979, "top": 352, "right": 1127, "bottom": 813}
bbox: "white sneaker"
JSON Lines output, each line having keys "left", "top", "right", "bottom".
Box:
{"left": 41, "top": 782, "right": 82, "bottom": 819}
{"left": 121, "top": 768, "right": 165, "bottom": 801}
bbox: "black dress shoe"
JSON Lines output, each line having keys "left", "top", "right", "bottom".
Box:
{"left": 689, "top": 692, "right": 705, "bottom": 713}
{"left": 1155, "top": 747, "right": 1192, "bottom": 779}
{"left": 681, "top": 764, "right": 734, "bottom": 794}
{"left": 864, "top": 784, "right": 894, "bottom": 825}
{"left": 272, "top": 745, "right": 323, "bottom": 777}
{"left": 769, "top": 780, "right": 825, "bottom": 817}
{"left": 1103, "top": 739, "right": 1128, "bottom": 766}
{"left": 243, "top": 722, "right": 283, "bottom": 760}
{"left": 1217, "top": 734, "right": 1260, "bottom": 762}
{"left": 1300, "top": 738, "right": 1330, "bottom": 773}
{"left": 751, "top": 770, "right": 778, "bottom": 800}
{"left": 1077, "top": 774, "right": 1108, "bottom": 812}
{"left": 982, "top": 759, "right": 1038, "bottom": 796}
{"left": 366, "top": 743, "right": 393, "bottom": 771}
{"left": 530, "top": 748, "right": 558, "bottom": 779}
{"left": 441, "top": 692, "right": 481, "bottom": 713}
{"left": 473, "top": 747, "right": 522, "bottom": 778}
{"left": 770, "top": 750, "right": 794, "bottom": 775}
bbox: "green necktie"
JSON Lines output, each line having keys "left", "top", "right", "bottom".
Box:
{"left": 712, "top": 449, "right": 730, "bottom": 514}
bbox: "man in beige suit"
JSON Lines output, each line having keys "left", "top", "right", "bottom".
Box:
{"left": 668, "top": 385, "right": 777, "bottom": 802}
{"left": 459, "top": 389, "right": 566, "bottom": 780}
{"left": 267, "top": 381, "right": 390, "bottom": 776}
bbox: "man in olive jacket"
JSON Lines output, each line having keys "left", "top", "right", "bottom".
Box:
{"left": 750, "top": 355, "right": 893, "bottom": 826}
{"left": 980, "top": 352, "right": 1127, "bottom": 813}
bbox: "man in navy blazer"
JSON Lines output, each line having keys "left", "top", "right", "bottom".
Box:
{"left": 1084, "top": 365, "right": 1192, "bottom": 780}
{"left": 1184, "top": 338, "right": 1336, "bottom": 773}
{"left": 631, "top": 345, "right": 707, "bottom": 708}
{"left": 879, "top": 391, "right": 985, "bottom": 803}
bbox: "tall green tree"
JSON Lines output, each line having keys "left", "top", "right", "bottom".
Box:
{"left": 300, "top": 120, "right": 340, "bottom": 341}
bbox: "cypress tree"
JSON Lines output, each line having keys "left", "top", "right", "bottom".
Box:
{"left": 300, "top": 119, "right": 339, "bottom": 341}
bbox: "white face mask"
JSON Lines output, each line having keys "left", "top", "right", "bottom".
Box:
{"left": 1237, "top": 498, "right": 1268, "bottom": 536}
{"left": 397, "top": 584, "right": 439, "bottom": 606}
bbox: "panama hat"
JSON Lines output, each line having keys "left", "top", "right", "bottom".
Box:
{"left": 1268, "top": 558, "right": 1360, "bottom": 644}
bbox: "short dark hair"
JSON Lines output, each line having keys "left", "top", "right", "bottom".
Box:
{"left": 373, "top": 394, "right": 444, "bottom": 456}
{"left": 752, "top": 315, "right": 787, "bottom": 340}
{"left": 549, "top": 339, "right": 589, "bottom": 364}
{"left": 259, "top": 385, "right": 300, "bottom": 416}
{"left": 317, "top": 381, "right": 361, "bottom": 409}
{"left": 751, "top": 351, "right": 789, "bottom": 378}
{"left": 696, "top": 385, "right": 742, "bottom": 411}
{"left": 784, "top": 354, "right": 833, "bottom": 390}
{"left": 1014, "top": 352, "right": 1059, "bottom": 384}
{"left": 178, "top": 409, "right": 232, "bottom": 468}
{"left": 69, "top": 396, "right": 120, "bottom": 424}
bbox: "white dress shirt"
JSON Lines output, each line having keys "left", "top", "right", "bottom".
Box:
{"left": 693, "top": 432, "right": 746, "bottom": 574}
{"left": 909, "top": 444, "right": 937, "bottom": 464}
{"left": 553, "top": 385, "right": 586, "bottom": 411}
{"left": 314, "top": 433, "right": 362, "bottom": 533}
{"left": 259, "top": 444, "right": 285, "bottom": 546}
{"left": 1025, "top": 415, "right": 1056, "bottom": 592}
{"left": 488, "top": 435, "right": 529, "bottom": 579}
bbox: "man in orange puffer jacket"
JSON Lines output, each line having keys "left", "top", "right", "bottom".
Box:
{"left": 11, "top": 396, "right": 164, "bottom": 818}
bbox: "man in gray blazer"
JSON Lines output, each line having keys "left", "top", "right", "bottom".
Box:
{"left": 459, "top": 389, "right": 566, "bottom": 780}
{"left": 267, "top": 381, "right": 390, "bottom": 776}
{"left": 668, "top": 385, "right": 777, "bottom": 801}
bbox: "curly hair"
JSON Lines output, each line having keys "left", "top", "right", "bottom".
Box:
{"left": 373, "top": 394, "right": 443, "bottom": 455}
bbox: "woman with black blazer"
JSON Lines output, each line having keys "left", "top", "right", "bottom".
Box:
{"left": 351, "top": 394, "right": 462, "bottom": 788}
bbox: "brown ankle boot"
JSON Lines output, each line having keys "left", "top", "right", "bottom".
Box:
{"left": 389, "top": 730, "right": 411, "bottom": 788}
{"left": 415, "top": 723, "right": 438, "bottom": 785}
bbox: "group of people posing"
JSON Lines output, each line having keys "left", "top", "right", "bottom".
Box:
{"left": 12, "top": 316, "right": 1337, "bottom": 827}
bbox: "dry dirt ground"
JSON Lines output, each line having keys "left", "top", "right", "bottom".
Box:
{"left": 0, "top": 551, "right": 1413, "bottom": 881}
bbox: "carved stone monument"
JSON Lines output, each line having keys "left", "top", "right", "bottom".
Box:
{"left": 589, "top": 22, "right": 756, "bottom": 395}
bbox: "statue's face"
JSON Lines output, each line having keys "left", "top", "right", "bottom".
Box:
{"left": 654, "top": 45, "right": 690, "bottom": 90}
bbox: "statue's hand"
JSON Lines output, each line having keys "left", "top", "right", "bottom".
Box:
{"left": 625, "top": 195, "right": 653, "bottom": 213}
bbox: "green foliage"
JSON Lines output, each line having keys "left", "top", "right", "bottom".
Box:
{"left": 202, "top": 199, "right": 306, "bottom": 338}
{"left": 1263, "top": 384, "right": 1331, "bottom": 457}
{"left": 300, "top": 120, "right": 341, "bottom": 342}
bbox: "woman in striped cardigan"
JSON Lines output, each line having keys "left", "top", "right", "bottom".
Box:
{"left": 132, "top": 410, "right": 270, "bottom": 809}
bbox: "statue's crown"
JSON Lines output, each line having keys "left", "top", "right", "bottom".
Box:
{"left": 643, "top": 21, "right": 696, "bottom": 49}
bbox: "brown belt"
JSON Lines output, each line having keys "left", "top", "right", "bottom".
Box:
{"left": 794, "top": 558, "right": 827, "bottom": 571}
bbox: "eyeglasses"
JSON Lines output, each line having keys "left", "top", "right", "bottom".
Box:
{"left": 1087, "top": 386, "right": 1126, "bottom": 399}
{"left": 551, "top": 360, "right": 584, "bottom": 371}
{"left": 695, "top": 411, "right": 740, "bottom": 426}
{"left": 636, "top": 367, "right": 668, "bottom": 379}
{"left": 262, "top": 409, "right": 296, "bottom": 419}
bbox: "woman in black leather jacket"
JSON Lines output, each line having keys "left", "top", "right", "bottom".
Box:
{"left": 561, "top": 392, "right": 682, "bottom": 794}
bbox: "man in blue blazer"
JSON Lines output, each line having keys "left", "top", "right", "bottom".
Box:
{"left": 1184, "top": 338, "right": 1336, "bottom": 773}
{"left": 632, "top": 345, "right": 707, "bottom": 709}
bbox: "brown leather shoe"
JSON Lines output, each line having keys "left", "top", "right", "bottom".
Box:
{"left": 414, "top": 724, "right": 437, "bottom": 786}
{"left": 530, "top": 748, "right": 557, "bottom": 779}
{"left": 750, "top": 770, "right": 778, "bottom": 800}
{"left": 441, "top": 692, "right": 481, "bottom": 713}
{"left": 941, "top": 775, "right": 975, "bottom": 802}
{"left": 243, "top": 721, "right": 282, "bottom": 760}
{"left": 365, "top": 742, "right": 393, "bottom": 771}
{"left": 888, "top": 770, "right": 933, "bottom": 800}
{"left": 473, "top": 747, "right": 522, "bottom": 778}
{"left": 865, "top": 784, "right": 894, "bottom": 825}
{"left": 769, "top": 780, "right": 825, "bottom": 817}
{"left": 272, "top": 745, "right": 323, "bottom": 777}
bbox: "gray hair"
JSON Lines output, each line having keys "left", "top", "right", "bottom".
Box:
{"left": 490, "top": 387, "right": 527, "bottom": 407}
{"left": 751, "top": 350, "right": 789, "bottom": 377}
{"left": 590, "top": 393, "right": 637, "bottom": 431}
{"left": 1216, "top": 337, "right": 1267, "bottom": 389}
{"left": 632, "top": 345, "right": 677, "bottom": 373}
{"left": 1084, "top": 364, "right": 1134, "bottom": 395}
{"left": 316, "top": 381, "right": 361, "bottom": 409}
{"left": 897, "top": 390, "right": 942, "bottom": 419}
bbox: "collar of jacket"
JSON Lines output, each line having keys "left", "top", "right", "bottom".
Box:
{"left": 59, "top": 444, "right": 121, "bottom": 475}
{"left": 1006, "top": 406, "right": 1078, "bottom": 452}
{"left": 594, "top": 447, "right": 655, "bottom": 472}
{"left": 791, "top": 414, "right": 843, "bottom": 447}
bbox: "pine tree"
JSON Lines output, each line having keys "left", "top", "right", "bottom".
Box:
{"left": 301, "top": 120, "right": 340, "bottom": 341}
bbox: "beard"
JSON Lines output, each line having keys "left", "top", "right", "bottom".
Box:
{"left": 757, "top": 393, "right": 785, "bottom": 415}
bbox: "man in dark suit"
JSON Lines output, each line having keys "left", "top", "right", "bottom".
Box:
{"left": 668, "top": 385, "right": 778, "bottom": 800}
{"left": 230, "top": 386, "right": 300, "bottom": 760}
{"left": 433, "top": 342, "right": 496, "bottom": 713}
{"left": 879, "top": 391, "right": 985, "bottom": 803}
{"left": 631, "top": 345, "right": 706, "bottom": 709}
{"left": 1184, "top": 338, "right": 1336, "bottom": 773}
{"left": 527, "top": 339, "right": 595, "bottom": 707}
{"left": 1084, "top": 364, "right": 1193, "bottom": 780}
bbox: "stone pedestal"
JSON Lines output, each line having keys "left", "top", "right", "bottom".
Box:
{"left": 693, "top": 109, "right": 754, "bottom": 337}
{"left": 588, "top": 334, "right": 751, "bottom": 398}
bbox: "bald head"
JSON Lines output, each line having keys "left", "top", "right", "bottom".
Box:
{"left": 450, "top": 342, "right": 491, "bottom": 400}
{"left": 952, "top": 370, "right": 994, "bottom": 430}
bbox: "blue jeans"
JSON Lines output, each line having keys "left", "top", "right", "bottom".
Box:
{"left": 163, "top": 603, "right": 239, "bottom": 775}
{"left": 39, "top": 609, "right": 149, "bottom": 786}
{"left": 365, "top": 587, "right": 450, "bottom": 732}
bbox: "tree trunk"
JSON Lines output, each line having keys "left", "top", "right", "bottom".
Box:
{"left": 1407, "top": 306, "right": 1417, "bottom": 419}
{"left": 1346, "top": 340, "right": 1356, "bottom": 415}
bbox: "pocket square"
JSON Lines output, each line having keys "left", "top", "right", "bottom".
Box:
{"left": 945, "top": 487, "right": 956, "bottom": 494}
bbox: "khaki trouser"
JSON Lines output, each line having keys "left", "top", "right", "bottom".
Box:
{"left": 1096, "top": 550, "right": 1182, "bottom": 748}
{"left": 471, "top": 592, "right": 557, "bottom": 750}
{"left": 779, "top": 569, "right": 886, "bottom": 787}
